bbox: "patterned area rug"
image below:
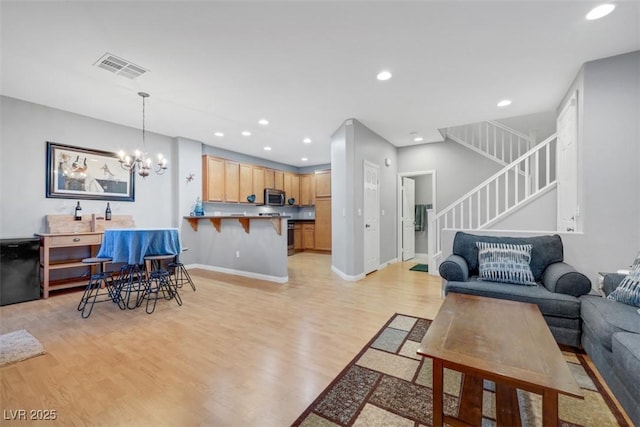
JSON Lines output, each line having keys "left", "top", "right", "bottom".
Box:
{"left": 0, "top": 329, "right": 45, "bottom": 367}
{"left": 292, "top": 314, "right": 628, "bottom": 427}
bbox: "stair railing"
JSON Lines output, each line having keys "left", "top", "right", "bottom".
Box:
{"left": 446, "top": 121, "right": 533, "bottom": 165}
{"left": 429, "top": 133, "right": 557, "bottom": 268}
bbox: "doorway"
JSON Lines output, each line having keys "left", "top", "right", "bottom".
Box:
{"left": 397, "top": 170, "right": 437, "bottom": 265}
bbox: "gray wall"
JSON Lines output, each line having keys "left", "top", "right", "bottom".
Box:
{"left": 495, "top": 111, "right": 557, "bottom": 143}
{"left": 398, "top": 138, "right": 503, "bottom": 211}
{"left": 490, "top": 188, "right": 557, "bottom": 231}
{"left": 0, "top": 96, "right": 175, "bottom": 238}
{"left": 331, "top": 119, "right": 398, "bottom": 277}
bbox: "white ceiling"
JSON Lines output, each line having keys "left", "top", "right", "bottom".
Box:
{"left": 1, "top": 1, "right": 638, "bottom": 167}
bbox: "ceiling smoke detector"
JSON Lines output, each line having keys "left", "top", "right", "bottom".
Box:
{"left": 93, "top": 53, "right": 148, "bottom": 80}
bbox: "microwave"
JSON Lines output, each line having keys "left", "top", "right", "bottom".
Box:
{"left": 264, "top": 188, "right": 285, "bottom": 206}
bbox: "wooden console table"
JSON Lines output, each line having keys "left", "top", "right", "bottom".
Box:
{"left": 36, "top": 232, "right": 103, "bottom": 298}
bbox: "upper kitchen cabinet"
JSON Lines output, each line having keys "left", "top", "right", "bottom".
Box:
{"left": 284, "top": 173, "right": 300, "bottom": 206}
{"left": 224, "top": 160, "right": 240, "bottom": 203}
{"left": 264, "top": 169, "right": 275, "bottom": 189}
{"left": 202, "top": 156, "right": 225, "bottom": 202}
{"left": 315, "top": 170, "right": 331, "bottom": 198}
{"left": 300, "top": 174, "right": 316, "bottom": 206}
{"left": 252, "top": 166, "right": 265, "bottom": 204}
{"left": 239, "top": 163, "right": 253, "bottom": 203}
{"left": 274, "top": 170, "right": 284, "bottom": 191}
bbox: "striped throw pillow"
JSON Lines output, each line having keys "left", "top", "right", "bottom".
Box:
{"left": 608, "top": 252, "right": 640, "bottom": 308}
{"left": 476, "top": 242, "right": 536, "bottom": 286}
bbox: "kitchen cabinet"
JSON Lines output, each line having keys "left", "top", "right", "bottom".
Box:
{"left": 300, "top": 174, "right": 315, "bottom": 206}
{"left": 224, "top": 160, "right": 240, "bottom": 202}
{"left": 302, "top": 223, "right": 315, "bottom": 249}
{"left": 274, "top": 170, "right": 284, "bottom": 191}
{"left": 314, "top": 198, "right": 332, "bottom": 251}
{"left": 294, "top": 223, "right": 302, "bottom": 251}
{"left": 315, "top": 170, "right": 331, "bottom": 198}
{"left": 264, "top": 169, "right": 275, "bottom": 189}
{"left": 202, "top": 156, "right": 225, "bottom": 202}
{"left": 252, "top": 166, "right": 265, "bottom": 204}
{"left": 239, "top": 163, "right": 253, "bottom": 203}
{"left": 284, "top": 173, "right": 300, "bottom": 205}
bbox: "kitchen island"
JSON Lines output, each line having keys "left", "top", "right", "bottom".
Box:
{"left": 180, "top": 215, "right": 289, "bottom": 283}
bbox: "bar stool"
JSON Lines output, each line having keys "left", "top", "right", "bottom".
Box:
{"left": 77, "top": 257, "right": 123, "bottom": 318}
{"left": 142, "top": 254, "right": 182, "bottom": 314}
{"left": 168, "top": 248, "right": 196, "bottom": 291}
{"left": 114, "top": 264, "right": 147, "bottom": 309}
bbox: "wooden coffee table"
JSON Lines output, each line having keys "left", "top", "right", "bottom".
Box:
{"left": 417, "top": 293, "right": 583, "bottom": 427}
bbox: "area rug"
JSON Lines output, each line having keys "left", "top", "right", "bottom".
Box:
{"left": 409, "top": 264, "right": 429, "bottom": 272}
{"left": 0, "top": 329, "right": 45, "bottom": 367}
{"left": 292, "top": 314, "right": 629, "bottom": 427}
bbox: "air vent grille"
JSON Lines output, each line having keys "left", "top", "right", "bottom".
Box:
{"left": 93, "top": 53, "right": 148, "bottom": 80}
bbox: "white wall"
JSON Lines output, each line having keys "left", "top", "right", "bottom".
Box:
{"left": 489, "top": 188, "right": 557, "bottom": 231}
{"left": 0, "top": 96, "right": 175, "bottom": 239}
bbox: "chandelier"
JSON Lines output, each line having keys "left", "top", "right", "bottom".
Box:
{"left": 118, "top": 92, "right": 168, "bottom": 177}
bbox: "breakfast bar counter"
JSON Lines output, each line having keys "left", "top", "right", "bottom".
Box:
{"left": 180, "top": 215, "right": 289, "bottom": 283}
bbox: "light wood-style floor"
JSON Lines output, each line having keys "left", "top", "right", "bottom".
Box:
{"left": 0, "top": 253, "right": 444, "bottom": 426}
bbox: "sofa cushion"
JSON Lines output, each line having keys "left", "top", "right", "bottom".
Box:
{"left": 580, "top": 295, "right": 640, "bottom": 351}
{"left": 607, "top": 251, "right": 640, "bottom": 308}
{"left": 452, "top": 232, "right": 563, "bottom": 281}
{"left": 445, "top": 278, "right": 581, "bottom": 319}
{"left": 476, "top": 242, "right": 536, "bottom": 285}
{"left": 611, "top": 333, "right": 640, "bottom": 404}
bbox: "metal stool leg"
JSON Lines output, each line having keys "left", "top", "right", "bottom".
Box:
{"left": 168, "top": 262, "right": 196, "bottom": 291}
{"left": 144, "top": 270, "right": 182, "bottom": 314}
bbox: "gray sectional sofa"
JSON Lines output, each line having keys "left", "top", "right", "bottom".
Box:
{"left": 439, "top": 231, "right": 640, "bottom": 425}
{"left": 581, "top": 273, "right": 640, "bottom": 426}
{"left": 439, "top": 231, "right": 592, "bottom": 347}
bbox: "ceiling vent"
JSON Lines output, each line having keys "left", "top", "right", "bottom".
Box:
{"left": 93, "top": 53, "right": 148, "bottom": 80}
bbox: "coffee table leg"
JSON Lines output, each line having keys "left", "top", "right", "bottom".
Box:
{"left": 542, "top": 389, "right": 559, "bottom": 427}
{"left": 432, "top": 358, "right": 444, "bottom": 427}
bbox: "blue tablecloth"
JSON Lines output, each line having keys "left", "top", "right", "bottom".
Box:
{"left": 97, "top": 228, "right": 181, "bottom": 265}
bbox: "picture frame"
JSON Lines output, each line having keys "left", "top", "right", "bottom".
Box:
{"left": 46, "top": 141, "right": 135, "bottom": 201}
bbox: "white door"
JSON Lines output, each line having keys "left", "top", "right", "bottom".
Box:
{"left": 557, "top": 93, "right": 579, "bottom": 232}
{"left": 402, "top": 177, "right": 415, "bottom": 261}
{"left": 363, "top": 161, "right": 380, "bottom": 274}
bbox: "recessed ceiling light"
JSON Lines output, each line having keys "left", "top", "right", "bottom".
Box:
{"left": 214, "top": 132, "right": 224, "bottom": 137}
{"left": 258, "top": 119, "right": 269, "bottom": 126}
{"left": 376, "top": 70, "right": 392, "bottom": 81}
{"left": 586, "top": 3, "right": 615, "bottom": 20}
{"left": 414, "top": 136, "right": 424, "bottom": 142}
{"left": 241, "top": 131, "right": 251, "bottom": 136}
{"left": 303, "top": 138, "right": 312, "bottom": 144}
{"left": 497, "top": 99, "right": 512, "bottom": 107}
{"left": 301, "top": 157, "right": 308, "bottom": 162}
{"left": 264, "top": 146, "right": 272, "bottom": 151}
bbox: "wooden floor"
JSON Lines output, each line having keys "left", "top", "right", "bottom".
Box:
{"left": 0, "top": 253, "right": 444, "bottom": 426}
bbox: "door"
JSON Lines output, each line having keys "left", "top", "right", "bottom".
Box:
{"left": 363, "top": 161, "right": 380, "bottom": 274}
{"left": 402, "top": 177, "right": 415, "bottom": 260}
{"left": 557, "top": 93, "right": 579, "bottom": 232}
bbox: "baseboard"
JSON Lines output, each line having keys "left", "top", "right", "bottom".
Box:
{"left": 331, "top": 265, "right": 365, "bottom": 281}
{"left": 189, "top": 264, "right": 288, "bottom": 284}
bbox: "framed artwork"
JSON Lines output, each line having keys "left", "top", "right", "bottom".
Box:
{"left": 46, "top": 142, "right": 135, "bottom": 201}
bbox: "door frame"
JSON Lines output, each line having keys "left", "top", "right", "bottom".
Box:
{"left": 363, "top": 160, "right": 380, "bottom": 274}
{"left": 396, "top": 170, "right": 437, "bottom": 263}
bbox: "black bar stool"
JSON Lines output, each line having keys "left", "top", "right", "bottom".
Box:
{"left": 114, "top": 264, "right": 147, "bottom": 309}
{"left": 77, "top": 257, "right": 124, "bottom": 318}
{"left": 168, "top": 248, "right": 196, "bottom": 291}
{"left": 142, "top": 254, "right": 182, "bottom": 314}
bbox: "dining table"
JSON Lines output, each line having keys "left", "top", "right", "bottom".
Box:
{"left": 96, "top": 227, "right": 182, "bottom": 266}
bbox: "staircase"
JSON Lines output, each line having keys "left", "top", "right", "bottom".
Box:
{"left": 428, "top": 129, "right": 558, "bottom": 271}
{"left": 446, "top": 120, "right": 533, "bottom": 166}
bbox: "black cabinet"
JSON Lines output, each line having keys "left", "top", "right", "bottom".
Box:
{"left": 1, "top": 238, "right": 40, "bottom": 306}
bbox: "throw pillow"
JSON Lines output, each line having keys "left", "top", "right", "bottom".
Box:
{"left": 476, "top": 242, "right": 536, "bottom": 286}
{"left": 608, "top": 251, "right": 640, "bottom": 308}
